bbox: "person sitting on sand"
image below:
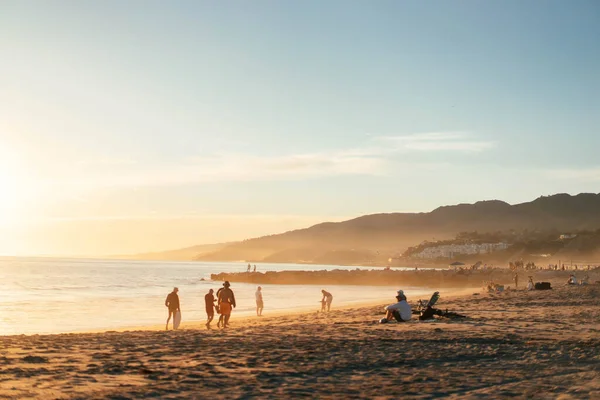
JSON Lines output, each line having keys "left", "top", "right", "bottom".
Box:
{"left": 567, "top": 274, "right": 578, "bottom": 285}
{"left": 382, "top": 290, "right": 412, "bottom": 323}
{"left": 527, "top": 276, "right": 534, "bottom": 291}
{"left": 165, "top": 287, "right": 180, "bottom": 330}
{"left": 205, "top": 289, "right": 216, "bottom": 328}
{"left": 256, "top": 286, "right": 263, "bottom": 316}
{"left": 321, "top": 290, "right": 333, "bottom": 312}
{"left": 217, "top": 281, "right": 236, "bottom": 328}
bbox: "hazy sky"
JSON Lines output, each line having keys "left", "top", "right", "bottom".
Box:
{"left": 0, "top": 1, "right": 598, "bottom": 255}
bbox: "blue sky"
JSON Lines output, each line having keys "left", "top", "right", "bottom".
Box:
{"left": 0, "top": 1, "right": 598, "bottom": 254}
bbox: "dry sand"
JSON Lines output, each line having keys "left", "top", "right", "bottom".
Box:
{"left": 0, "top": 281, "right": 598, "bottom": 399}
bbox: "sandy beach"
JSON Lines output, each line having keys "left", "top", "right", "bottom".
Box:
{"left": 1, "top": 280, "right": 598, "bottom": 399}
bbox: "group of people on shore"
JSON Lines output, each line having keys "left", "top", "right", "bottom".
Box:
{"left": 165, "top": 281, "right": 237, "bottom": 330}
{"left": 165, "top": 284, "right": 336, "bottom": 330}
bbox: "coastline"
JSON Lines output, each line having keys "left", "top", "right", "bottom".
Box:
{"left": 1, "top": 281, "right": 597, "bottom": 398}
{"left": 37, "top": 287, "right": 482, "bottom": 336}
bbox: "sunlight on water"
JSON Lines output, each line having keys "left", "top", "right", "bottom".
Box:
{"left": 0, "top": 257, "right": 434, "bottom": 335}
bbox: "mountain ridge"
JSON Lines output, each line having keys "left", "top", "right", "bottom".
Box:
{"left": 194, "top": 193, "right": 600, "bottom": 264}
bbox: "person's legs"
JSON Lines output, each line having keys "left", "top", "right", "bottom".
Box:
{"left": 327, "top": 300, "right": 331, "bottom": 312}
{"left": 391, "top": 310, "right": 405, "bottom": 322}
{"left": 166, "top": 310, "right": 174, "bottom": 330}
{"left": 224, "top": 313, "right": 231, "bottom": 327}
{"left": 259, "top": 305, "right": 263, "bottom": 316}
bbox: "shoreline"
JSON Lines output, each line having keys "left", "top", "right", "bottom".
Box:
{"left": 3, "top": 287, "right": 481, "bottom": 338}
{"left": 1, "top": 282, "right": 597, "bottom": 398}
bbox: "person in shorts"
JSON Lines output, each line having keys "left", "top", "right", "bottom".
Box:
{"left": 217, "top": 281, "right": 236, "bottom": 328}
{"left": 383, "top": 290, "right": 412, "bottom": 322}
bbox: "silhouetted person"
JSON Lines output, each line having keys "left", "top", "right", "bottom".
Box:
{"left": 165, "top": 287, "right": 180, "bottom": 330}
{"left": 205, "top": 289, "right": 216, "bottom": 329}
{"left": 218, "top": 281, "right": 236, "bottom": 328}
{"left": 321, "top": 290, "right": 333, "bottom": 312}
{"left": 255, "top": 286, "right": 263, "bottom": 316}
{"left": 253, "top": 265, "right": 257, "bottom": 273}
{"left": 247, "top": 264, "right": 251, "bottom": 272}
{"left": 527, "top": 276, "right": 534, "bottom": 291}
{"left": 514, "top": 273, "right": 519, "bottom": 289}
{"left": 216, "top": 284, "right": 225, "bottom": 328}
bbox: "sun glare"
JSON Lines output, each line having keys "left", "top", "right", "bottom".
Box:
{"left": 0, "top": 146, "right": 26, "bottom": 226}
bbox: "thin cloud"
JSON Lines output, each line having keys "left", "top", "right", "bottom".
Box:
{"left": 43, "top": 131, "right": 494, "bottom": 189}
{"left": 379, "top": 132, "right": 495, "bottom": 152}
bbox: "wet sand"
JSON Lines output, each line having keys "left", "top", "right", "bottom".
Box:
{"left": 1, "top": 282, "right": 598, "bottom": 399}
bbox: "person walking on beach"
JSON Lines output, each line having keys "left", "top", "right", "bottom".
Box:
{"left": 217, "top": 281, "right": 236, "bottom": 328}
{"left": 216, "top": 284, "right": 225, "bottom": 328}
{"left": 321, "top": 290, "right": 333, "bottom": 312}
{"left": 247, "top": 264, "right": 251, "bottom": 272}
{"left": 253, "top": 265, "right": 257, "bottom": 273}
{"left": 165, "top": 287, "right": 180, "bottom": 330}
{"left": 205, "top": 289, "right": 216, "bottom": 329}
{"left": 256, "top": 286, "right": 263, "bottom": 316}
{"left": 514, "top": 273, "right": 519, "bottom": 289}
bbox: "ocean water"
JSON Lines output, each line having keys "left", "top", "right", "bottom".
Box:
{"left": 0, "top": 257, "right": 433, "bottom": 335}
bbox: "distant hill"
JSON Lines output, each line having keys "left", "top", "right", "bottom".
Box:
{"left": 114, "top": 243, "right": 229, "bottom": 261}
{"left": 195, "top": 193, "right": 600, "bottom": 264}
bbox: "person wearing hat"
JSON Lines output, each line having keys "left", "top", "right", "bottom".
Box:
{"left": 255, "top": 286, "right": 264, "bottom": 316}
{"left": 217, "top": 281, "right": 236, "bottom": 328}
{"left": 382, "top": 290, "right": 412, "bottom": 323}
{"left": 165, "top": 287, "right": 180, "bottom": 330}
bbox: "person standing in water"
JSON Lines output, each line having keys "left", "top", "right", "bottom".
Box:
{"left": 255, "top": 286, "right": 263, "bottom": 316}
{"left": 165, "top": 287, "right": 180, "bottom": 330}
{"left": 217, "top": 281, "right": 236, "bottom": 328}
{"left": 205, "top": 289, "right": 216, "bottom": 329}
{"left": 321, "top": 290, "right": 333, "bottom": 312}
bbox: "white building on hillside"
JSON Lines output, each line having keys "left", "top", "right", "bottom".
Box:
{"left": 412, "top": 243, "right": 509, "bottom": 259}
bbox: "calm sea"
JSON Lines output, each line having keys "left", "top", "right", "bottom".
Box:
{"left": 0, "top": 257, "right": 431, "bottom": 335}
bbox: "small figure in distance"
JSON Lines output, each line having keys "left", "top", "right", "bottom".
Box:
{"left": 567, "top": 274, "right": 578, "bottom": 285}
{"left": 513, "top": 272, "right": 519, "bottom": 289}
{"left": 527, "top": 276, "right": 534, "bottom": 291}
{"left": 321, "top": 290, "right": 333, "bottom": 312}
{"left": 165, "top": 287, "right": 180, "bottom": 330}
{"left": 247, "top": 263, "right": 251, "bottom": 273}
{"left": 381, "top": 290, "right": 412, "bottom": 323}
{"left": 217, "top": 281, "right": 236, "bottom": 328}
{"left": 253, "top": 264, "right": 257, "bottom": 273}
{"left": 255, "top": 286, "right": 263, "bottom": 316}
{"left": 205, "top": 288, "right": 216, "bottom": 329}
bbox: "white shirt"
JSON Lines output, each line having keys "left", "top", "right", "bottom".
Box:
{"left": 385, "top": 300, "right": 412, "bottom": 321}
{"left": 255, "top": 290, "right": 262, "bottom": 302}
